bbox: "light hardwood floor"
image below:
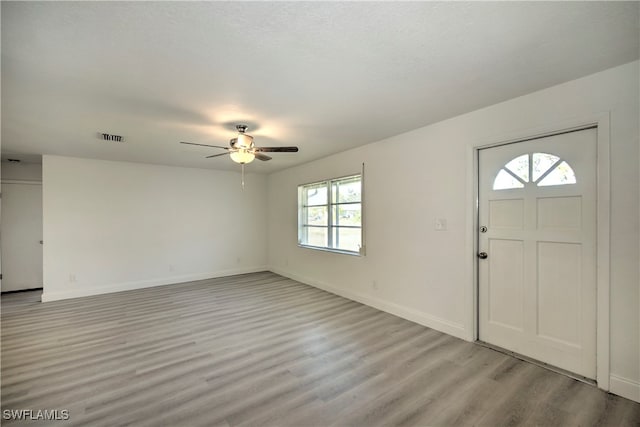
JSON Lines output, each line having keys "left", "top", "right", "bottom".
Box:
{"left": 2, "top": 272, "right": 639, "bottom": 426}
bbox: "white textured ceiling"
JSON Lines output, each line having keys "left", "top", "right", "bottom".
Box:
{"left": 2, "top": 1, "right": 638, "bottom": 172}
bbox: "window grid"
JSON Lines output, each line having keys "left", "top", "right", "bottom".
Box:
{"left": 299, "top": 175, "right": 362, "bottom": 254}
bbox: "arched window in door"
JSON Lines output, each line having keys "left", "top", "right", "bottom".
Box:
{"left": 493, "top": 152, "right": 577, "bottom": 190}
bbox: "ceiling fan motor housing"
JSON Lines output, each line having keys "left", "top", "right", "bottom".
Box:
{"left": 231, "top": 129, "right": 254, "bottom": 149}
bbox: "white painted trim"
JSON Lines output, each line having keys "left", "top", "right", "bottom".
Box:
{"left": 41, "top": 266, "right": 268, "bottom": 302}
{"left": 610, "top": 375, "right": 640, "bottom": 403}
{"left": 1, "top": 180, "right": 42, "bottom": 185}
{"left": 465, "top": 145, "right": 479, "bottom": 342}
{"left": 594, "top": 114, "right": 611, "bottom": 391}
{"left": 270, "top": 267, "right": 467, "bottom": 340}
{"left": 468, "top": 112, "right": 611, "bottom": 391}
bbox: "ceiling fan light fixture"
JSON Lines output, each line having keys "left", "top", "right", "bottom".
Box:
{"left": 230, "top": 149, "right": 255, "bottom": 164}
{"left": 180, "top": 123, "right": 297, "bottom": 169}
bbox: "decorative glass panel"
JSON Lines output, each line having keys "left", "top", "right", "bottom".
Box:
{"left": 493, "top": 169, "right": 525, "bottom": 190}
{"left": 532, "top": 153, "right": 560, "bottom": 182}
{"left": 538, "top": 161, "right": 577, "bottom": 187}
{"left": 505, "top": 154, "right": 529, "bottom": 182}
{"left": 494, "top": 152, "right": 577, "bottom": 190}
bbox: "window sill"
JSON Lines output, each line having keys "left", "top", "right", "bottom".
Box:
{"left": 297, "top": 244, "right": 363, "bottom": 257}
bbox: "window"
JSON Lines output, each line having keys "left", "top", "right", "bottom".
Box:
{"left": 493, "top": 152, "right": 576, "bottom": 190}
{"left": 298, "top": 175, "right": 362, "bottom": 254}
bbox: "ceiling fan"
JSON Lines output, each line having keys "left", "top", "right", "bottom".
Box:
{"left": 180, "top": 124, "right": 298, "bottom": 165}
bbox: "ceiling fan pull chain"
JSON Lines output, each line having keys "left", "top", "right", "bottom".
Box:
{"left": 241, "top": 163, "right": 245, "bottom": 190}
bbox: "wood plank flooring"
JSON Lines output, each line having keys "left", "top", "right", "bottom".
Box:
{"left": 2, "top": 272, "right": 639, "bottom": 426}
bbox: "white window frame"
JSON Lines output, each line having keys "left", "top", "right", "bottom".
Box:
{"left": 298, "top": 174, "right": 363, "bottom": 255}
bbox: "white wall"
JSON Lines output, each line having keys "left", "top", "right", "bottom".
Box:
{"left": 42, "top": 155, "right": 267, "bottom": 301}
{"left": 1, "top": 161, "right": 42, "bottom": 182}
{"left": 267, "top": 61, "right": 640, "bottom": 401}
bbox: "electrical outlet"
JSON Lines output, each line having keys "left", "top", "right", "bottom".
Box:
{"left": 69, "top": 273, "right": 76, "bottom": 283}
{"left": 435, "top": 218, "right": 447, "bottom": 231}
{"left": 372, "top": 280, "right": 378, "bottom": 290}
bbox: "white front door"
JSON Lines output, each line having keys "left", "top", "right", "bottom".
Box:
{"left": 1, "top": 182, "right": 43, "bottom": 292}
{"left": 478, "top": 128, "right": 597, "bottom": 379}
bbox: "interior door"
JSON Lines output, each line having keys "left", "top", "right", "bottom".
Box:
{"left": 478, "top": 128, "right": 597, "bottom": 379}
{"left": 1, "top": 182, "right": 43, "bottom": 292}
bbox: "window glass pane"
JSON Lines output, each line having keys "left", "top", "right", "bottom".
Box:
{"left": 332, "top": 177, "right": 361, "bottom": 203}
{"left": 306, "top": 206, "right": 327, "bottom": 226}
{"left": 331, "top": 227, "right": 361, "bottom": 252}
{"left": 298, "top": 175, "right": 363, "bottom": 254}
{"left": 304, "top": 184, "right": 327, "bottom": 206}
{"left": 493, "top": 169, "right": 524, "bottom": 190}
{"left": 504, "top": 154, "right": 529, "bottom": 182}
{"left": 532, "top": 153, "right": 560, "bottom": 182}
{"left": 305, "top": 226, "right": 328, "bottom": 247}
{"left": 537, "top": 161, "right": 577, "bottom": 187}
{"left": 332, "top": 204, "right": 361, "bottom": 226}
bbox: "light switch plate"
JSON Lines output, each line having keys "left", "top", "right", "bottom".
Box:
{"left": 435, "top": 218, "right": 447, "bottom": 231}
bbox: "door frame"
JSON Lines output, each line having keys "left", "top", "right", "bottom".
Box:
{"left": 467, "top": 113, "right": 611, "bottom": 390}
{"left": 0, "top": 179, "right": 44, "bottom": 293}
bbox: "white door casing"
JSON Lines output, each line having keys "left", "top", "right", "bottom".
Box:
{"left": 1, "top": 182, "right": 44, "bottom": 292}
{"left": 478, "top": 128, "right": 597, "bottom": 379}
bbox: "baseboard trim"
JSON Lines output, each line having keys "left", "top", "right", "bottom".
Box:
{"left": 270, "top": 267, "right": 467, "bottom": 340}
{"left": 610, "top": 374, "right": 640, "bottom": 403}
{"left": 41, "top": 266, "right": 269, "bottom": 302}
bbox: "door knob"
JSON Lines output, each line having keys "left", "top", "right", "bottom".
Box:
{"left": 478, "top": 252, "right": 488, "bottom": 259}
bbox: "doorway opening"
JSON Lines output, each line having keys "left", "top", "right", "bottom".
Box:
{"left": 473, "top": 120, "right": 611, "bottom": 389}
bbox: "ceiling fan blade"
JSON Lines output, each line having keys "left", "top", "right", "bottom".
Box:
{"left": 255, "top": 153, "right": 272, "bottom": 161}
{"left": 180, "top": 141, "right": 229, "bottom": 150}
{"left": 254, "top": 146, "right": 299, "bottom": 153}
{"left": 206, "top": 152, "right": 231, "bottom": 159}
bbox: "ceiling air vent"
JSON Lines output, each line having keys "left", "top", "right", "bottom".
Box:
{"left": 98, "top": 132, "right": 124, "bottom": 142}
